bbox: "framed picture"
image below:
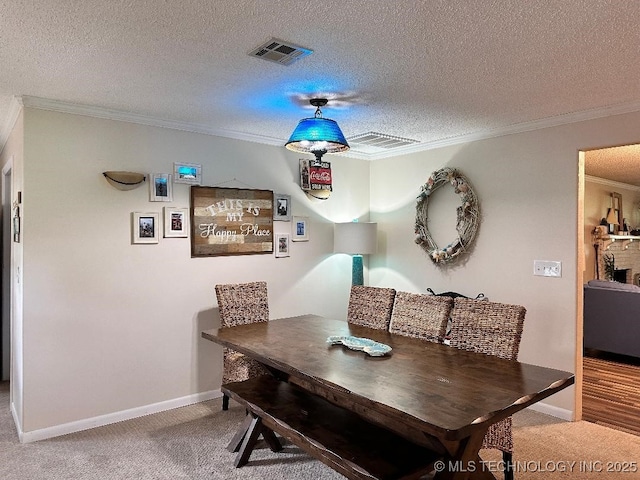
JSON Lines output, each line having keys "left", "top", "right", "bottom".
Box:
{"left": 611, "top": 192, "right": 623, "bottom": 228}
{"left": 132, "top": 212, "right": 159, "bottom": 244}
{"left": 174, "top": 162, "right": 202, "bottom": 185}
{"left": 274, "top": 193, "right": 291, "bottom": 221}
{"left": 12, "top": 191, "right": 21, "bottom": 243}
{"left": 275, "top": 233, "right": 290, "bottom": 257}
{"left": 164, "top": 207, "right": 189, "bottom": 238}
{"left": 149, "top": 173, "right": 173, "bottom": 202}
{"left": 12, "top": 206, "right": 20, "bottom": 243}
{"left": 190, "top": 186, "right": 273, "bottom": 257}
{"left": 292, "top": 216, "right": 309, "bottom": 242}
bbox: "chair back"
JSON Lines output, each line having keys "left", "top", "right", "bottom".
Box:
{"left": 449, "top": 297, "right": 525, "bottom": 361}
{"left": 389, "top": 292, "right": 453, "bottom": 343}
{"left": 215, "top": 281, "right": 269, "bottom": 328}
{"left": 347, "top": 286, "right": 396, "bottom": 330}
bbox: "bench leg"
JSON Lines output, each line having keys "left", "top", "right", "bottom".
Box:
{"left": 227, "top": 412, "right": 283, "bottom": 454}
{"left": 261, "top": 426, "right": 283, "bottom": 452}
{"left": 234, "top": 414, "right": 263, "bottom": 467}
{"left": 227, "top": 413, "right": 254, "bottom": 452}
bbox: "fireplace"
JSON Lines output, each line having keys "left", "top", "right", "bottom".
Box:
{"left": 614, "top": 268, "right": 630, "bottom": 283}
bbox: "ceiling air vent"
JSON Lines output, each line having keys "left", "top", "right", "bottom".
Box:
{"left": 248, "top": 38, "right": 313, "bottom": 66}
{"left": 347, "top": 132, "right": 420, "bottom": 155}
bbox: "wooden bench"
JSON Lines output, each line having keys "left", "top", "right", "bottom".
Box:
{"left": 222, "top": 375, "right": 441, "bottom": 480}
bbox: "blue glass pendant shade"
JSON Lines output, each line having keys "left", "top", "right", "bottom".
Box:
{"left": 285, "top": 117, "right": 350, "bottom": 154}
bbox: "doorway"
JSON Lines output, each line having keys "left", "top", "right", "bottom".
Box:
{"left": 1, "top": 160, "right": 11, "bottom": 382}
{"left": 581, "top": 144, "right": 640, "bottom": 434}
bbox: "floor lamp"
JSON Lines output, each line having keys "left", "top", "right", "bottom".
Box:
{"left": 334, "top": 222, "right": 378, "bottom": 285}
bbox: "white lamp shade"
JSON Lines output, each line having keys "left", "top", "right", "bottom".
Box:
{"left": 334, "top": 222, "right": 377, "bottom": 255}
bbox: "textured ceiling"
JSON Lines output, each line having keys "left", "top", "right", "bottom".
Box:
{"left": 2, "top": 0, "right": 640, "bottom": 174}
{"left": 585, "top": 145, "right": 640, "bottom": 187}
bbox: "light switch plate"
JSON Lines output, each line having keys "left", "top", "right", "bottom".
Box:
{"left": 533, "top": 260, "right": 562, "bottom": 277}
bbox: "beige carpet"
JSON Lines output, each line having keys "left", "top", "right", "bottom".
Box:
{"left": 484, "top": 413, "right": 640, "bottom": 479}
{"left": 1, "top": 382, "right": 639, "bottom": 479}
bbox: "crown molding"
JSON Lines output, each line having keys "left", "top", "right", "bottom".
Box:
{"left": 19, "top": 96, "right": 285, "bottom": 148}
{"left": 17, "top": 96, "right": 640, "bottom": 161}
{"left": 0, "top": 96, "right": 24, "bottom": 155}
{"left": 585, "top": 175, "right": 640, "bottom": 192}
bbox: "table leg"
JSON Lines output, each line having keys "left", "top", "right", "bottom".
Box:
{"left": 435, "top": 430, "right": 497, "bottom": 480}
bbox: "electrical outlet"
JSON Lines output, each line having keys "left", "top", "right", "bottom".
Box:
{"left": 533, "top": 260, "right": 562, "bottom": 277}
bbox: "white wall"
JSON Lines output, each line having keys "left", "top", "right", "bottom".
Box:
{"left": 370, "top": 112, "right": 640, "bottom": 414}
{"left": 19, "top": 108, "right": 370, "bottom": 434}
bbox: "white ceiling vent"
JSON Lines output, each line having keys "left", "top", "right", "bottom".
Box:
{"left": 347, "top": 132, "right": 420, "bottom": 155}
{"left": 248, "top": 38, "right": 313, "bottom": 66}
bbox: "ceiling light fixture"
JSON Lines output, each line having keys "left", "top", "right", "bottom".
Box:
{"left": 285, "top": 98, "right": 349, "bottom": 161}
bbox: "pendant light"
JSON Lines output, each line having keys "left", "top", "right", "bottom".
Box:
{"left": 285, "top": 98, "right": 349, "bottom": 161}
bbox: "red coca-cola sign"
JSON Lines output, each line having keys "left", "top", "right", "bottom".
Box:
{"left": 310, "top": 170, "right": 331, "bottom": 184}
{"left": 300, "top": 159, "right": 332, "bottom": 191}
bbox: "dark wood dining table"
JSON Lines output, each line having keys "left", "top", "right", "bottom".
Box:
{"left": 202, "top": 314, "right": 574, "bottom": 480}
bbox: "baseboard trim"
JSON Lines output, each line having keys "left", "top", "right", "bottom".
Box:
{"left": 15, "top": 390, "right": 572, "bottom": 443}
{"left": 11, "top": 401, "right": 24, "bottom": 443}
{"left": 528, "top": 401, "right": 574, "bottom": 421}
{"left": 19, "top": 389, "right": 222, "bottom": 443}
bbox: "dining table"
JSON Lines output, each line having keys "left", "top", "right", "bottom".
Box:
{"left": 202, "top": 314, "right": 575, "bottom": 480}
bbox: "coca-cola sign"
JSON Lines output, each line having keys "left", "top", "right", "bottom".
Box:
{"left": 310, "top": 170, "right": 331, "bottom": 183}
{"left": 300, "top": 159, "right": 332, "bottom": 192}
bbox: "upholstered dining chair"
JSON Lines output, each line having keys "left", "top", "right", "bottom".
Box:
{"left": 449, "top": 297, "right": 526, "bottom": 480}
{"left": 389, "top": 292, "right": 453, "bottom": 343}
{"left": 347, "top": 285, "right": 396, "bottom": 330}
{"left": 215, "top": 281, "right": 270, "bottom": 411}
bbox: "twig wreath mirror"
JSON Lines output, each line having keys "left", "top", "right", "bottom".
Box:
{"left": 414, "top": 167, "right": 479, "bottom": 265}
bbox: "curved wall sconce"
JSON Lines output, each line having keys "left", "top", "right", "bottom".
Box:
{"left": 103, "top": 171, "right": 146, "bottom": 191}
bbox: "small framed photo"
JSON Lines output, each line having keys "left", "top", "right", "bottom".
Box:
{"left": 274, "top": 193, "right": 291, "bottom": 221}
{"left": 275, "top": 233, "right": 290, "bottom": 257}
{"left": 12, "top": 206, "right": 20, "bottom": 243}
{"left": 174, "top": 162, "right": 202, "bottom": 185}
{"left": 292, "top": 216, "right": 309, "bottom": 242}
{"left": 132, "top": 212, "right": 159, "bottom": 244}
{"left": 149, "top": 173, "right": 173, "bottom": 202}
{"left": 164, "top": 207, "right": 189, "bottom": 238}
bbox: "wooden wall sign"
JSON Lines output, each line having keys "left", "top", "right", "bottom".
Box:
{"left": 190, "top": 186, "right": 274, "bottom": 257}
